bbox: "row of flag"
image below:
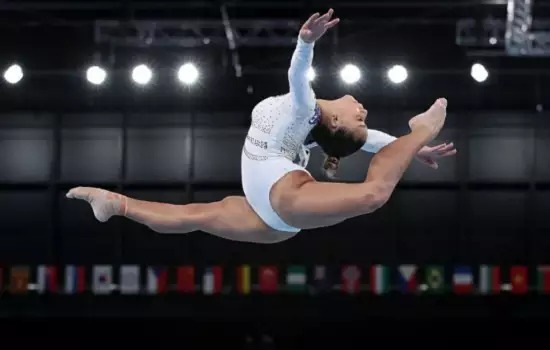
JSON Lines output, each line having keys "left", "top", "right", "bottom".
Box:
{"left": 0, "top": 264, "right": 548, "bottom": 296}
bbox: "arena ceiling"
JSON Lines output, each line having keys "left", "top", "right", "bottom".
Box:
{"left": 0, "top": 0, "right": 548, "bottom": 112}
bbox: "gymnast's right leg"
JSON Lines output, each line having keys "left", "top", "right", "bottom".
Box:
{"left": 65, "top": 188, "right": 290, "bottom": 244}
{"left": 271, "top": 98, "right": 448, "bottom": 230}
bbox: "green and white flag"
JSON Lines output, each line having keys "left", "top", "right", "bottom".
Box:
{"left": 370, "top": 265, "right": 390, "bottom": 294}
{"left": 286, "top": 265, "right": 306, "bottom": 293}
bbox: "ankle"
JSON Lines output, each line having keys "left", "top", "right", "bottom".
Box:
{"left": 409, "top": 127, "right": 432, "bottom": 146}
{"left": 119, "top": 195, "right": 129, "bottom": 216}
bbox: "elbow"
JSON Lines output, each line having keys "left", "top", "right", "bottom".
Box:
{"left": 287, "top": 69, "right": 294, "bottom": 85}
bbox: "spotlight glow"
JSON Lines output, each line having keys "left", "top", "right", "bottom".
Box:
{"left": 177, "top": 63, "right": 199, "bottom": 85}
{"left": 132, "top": 64, "right": 152, "bottom": 85}
{"left": 3, "top": 64, "right": 23, "bottom": 84}
{"left": 387, "top": 65, "right": 408, "bottom": 84}
{"left": 307, "top": 67, "right": 316, "bottom": 81}
{"left": 340, "top": 64, "right": 361, "bottom": 84}
{"left": 471, "top": 63, "right": 488, "bottom": 82}
{"left": 86, "top": 66, "right": 107, "bottom": 85}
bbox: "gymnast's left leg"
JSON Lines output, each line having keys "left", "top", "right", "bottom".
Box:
{"left": 65, "top": 187, "right": 293, "bottom": 244}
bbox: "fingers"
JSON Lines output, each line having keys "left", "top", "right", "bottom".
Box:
{"left": 325, "top": 18, "right": 340, "bottom": 29}
{"left": 303, "top": 12, "right": 320, "bottom": 28}
{"left": 316, "top": 8, "right": 334, "bottom": 23}
{"left": 312, "top": 8, "right": 339, "bottom": 28}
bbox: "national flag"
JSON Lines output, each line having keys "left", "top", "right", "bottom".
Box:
{"left": 311, "top": 265, "right": 332, "bottom": 294}
{"left": 92, "top": 265, "right": 112, "bottom": 295}
{"left": 424, "top": 265, "right": 444, "bottom": 293}
{"left": 286, "top": 265, "right": 307, "bottom": 293}
{"left": 479, "top": 265, "right": 500, "bottom": 294}
{"left": 370, "top": 265, "right": 389, "bottom": 295}
{"left": 65, "top": 265, "right": 86, "bottom": 294}
{"left": 341, "top": 265, "right": 361, "bottom": 294}
{"left": 398, "top": 265, "right": 417, "bottom": 293}
{"left": 36, "top": 265, "right": 58, "bottom": 294}
{"left": 202, "top": 266, "right": 223, "bottom": 295}
{"left": 9, "top": 266, "right": 29, "bottom": 294}
{"left": 176, "top": 266, "right": 195, "bottom": 293}
{"left": 510, "top": 265, "right": 528, "bottom": 294}
{"left": 146, "top": 266, "right": 168, "bottom": 294}
{"left": 120, "top": 265, "right": 140, "bottom": 294}
{"left": 537, "top": 265, "right": 550, "bottom": 293}
{"left": 235, "top": 265, "right": 251, "bottom": 294}
{"left": 452, "top": 266, "right": 473, "bottom": 294}
{"left": 258, "top": 266, "right": 278, "bottom": 293}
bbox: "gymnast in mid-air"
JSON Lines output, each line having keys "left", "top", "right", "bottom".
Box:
{"left": 67, "top": 9, "right": 456, "bottom": 244}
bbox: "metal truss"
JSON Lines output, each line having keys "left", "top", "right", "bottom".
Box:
{"left": 506, "top": 0, "right": 535, "bottom": 55}
{"left": 93, "top": 19, "right": 301, "bottom": 48}
{"left": 456, "top": 16, "right": 550, "bottom": 56}
{"left": 0, "top": 1, "right": 531, "bottom": 11}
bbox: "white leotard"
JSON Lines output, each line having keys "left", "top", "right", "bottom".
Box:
{"left": 241, "top": 36, "right": 397, "bottom": 233}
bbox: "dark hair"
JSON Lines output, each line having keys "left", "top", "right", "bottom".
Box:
{"left": 310, "top": 122, "right": 364, "bottom": 179}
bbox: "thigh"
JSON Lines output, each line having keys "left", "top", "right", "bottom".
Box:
{"left": 203, "top": 196, "right": 297, "bottom": 244}
{"left": 271, "top": 171, "right": 381, "bottom": 230}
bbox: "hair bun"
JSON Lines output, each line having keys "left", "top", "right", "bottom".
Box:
{"left": 322, "top": 155, "right": 340, "bottom": 179}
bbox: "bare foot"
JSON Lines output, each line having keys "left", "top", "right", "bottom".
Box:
{"left": 66, "top": 187, "right": 127, "bottom": 222}
{"left": 408, "top": 98, "right": 448, "bottom": 143}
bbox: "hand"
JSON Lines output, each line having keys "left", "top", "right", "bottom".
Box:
{"left": 415, "top": 142, "right": 457, "bottom": 169}
{"left": 299, "top": 8, "right": 340, "bottom": 43}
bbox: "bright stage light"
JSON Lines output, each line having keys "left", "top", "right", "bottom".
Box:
{"left": 132, "top": 64, "right": 152, "bottom": 85}
{"left": 387, "top": 65, "right": 408, "bottom": 84}
{"left": 307, "top": 67, "right": 316, "bottom": 81}
{"left": 177, "top": 63, "right": 199, "bottom": 85}
{"left": 86, "top": 66, "right": 107, "bottom": 85}
{"left": 340, "top": 64, "right": 361, "bottom": 84}
{"left": 471, "top": 63, "right": 488, "bottom": 83}
{"left": 3, "top": 64, "right": 23, "bottom": 84}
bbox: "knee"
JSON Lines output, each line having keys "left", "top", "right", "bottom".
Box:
{"left": 362, "top": 182, "right": 393, "bottom": 213}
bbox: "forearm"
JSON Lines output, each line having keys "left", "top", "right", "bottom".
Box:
{"left": 288, "top": 36, "right": 315, "bottom": 106}
{"left": 361, "top": 129, "right": 398, "bottom": 153}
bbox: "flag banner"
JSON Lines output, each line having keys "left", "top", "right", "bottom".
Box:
{"left": 92, "top": 265, "right": 112, "bottom": 295}
{"left": 236, "top": 265, "right": 251, "bottom": 294}
{"left": 10, "top": 266, "right": 29, "bottom": 295}
{"left": 370, "top": 265, "right": 389, "bottom": 295}
{"left": 36, "top": 265, "right": 58, "bottom": 294}
{"left": 311, "top": 265, "right": 332, "bottom": 294}
{"left": 479, "top": 265, "right": 500, "bottom": 295}
{"left": 176, "top": 266, "right": 195, "bottom": 293}
{"left": 510, "top": 265, "right": 528, "bottom": 294}
{"left": 120, "top": 265, "right": 140, "bottom": 295}
{"left": 146, "top": 266, "right": 168, "bottom": 294}
{"left": 258, "top": 266, "right": 278, "bottom": 293}
{"left": 424, "top": 265, "right": 444, "bottom": 294}
{"left": 202, "top": 266, "right": 222, "bottom": 295}
{"left": 341, "top": 265, "right": 361, "bottom": 294}
{"left": 537, "top": 265, "right": 550, "bottom": 294}
{"left": 286, "top": 265, "right": 307, "bottom": 293}
{"left": 398, "top": 265, "right": 418, "bottom": 293}
{"left": 65, "top": 265, "right": 86, "bottom": 294}
{"left": 452, "top": 266, "right": 473, "bottom": 295}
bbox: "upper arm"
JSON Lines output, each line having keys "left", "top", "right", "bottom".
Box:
{"left": 288, "top": 37, "right": 316, "bottom": 111}
{"left": 360, "top": 129, "right": 398, "bottom": 153}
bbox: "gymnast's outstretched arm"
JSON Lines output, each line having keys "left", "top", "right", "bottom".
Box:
{"left": 288, "top": 9, "right": 339, "bottom": 113}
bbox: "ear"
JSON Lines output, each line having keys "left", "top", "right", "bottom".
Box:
{"left": 328, "top": 113, "right": 339, "bottom": 129}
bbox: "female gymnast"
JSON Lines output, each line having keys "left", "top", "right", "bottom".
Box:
{"left": 67, "top": 9, "right": 456, "bottom": 244}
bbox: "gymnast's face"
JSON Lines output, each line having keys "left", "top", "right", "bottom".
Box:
{"left": 331, "top": 94, "right": 368, "bottom": 143}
